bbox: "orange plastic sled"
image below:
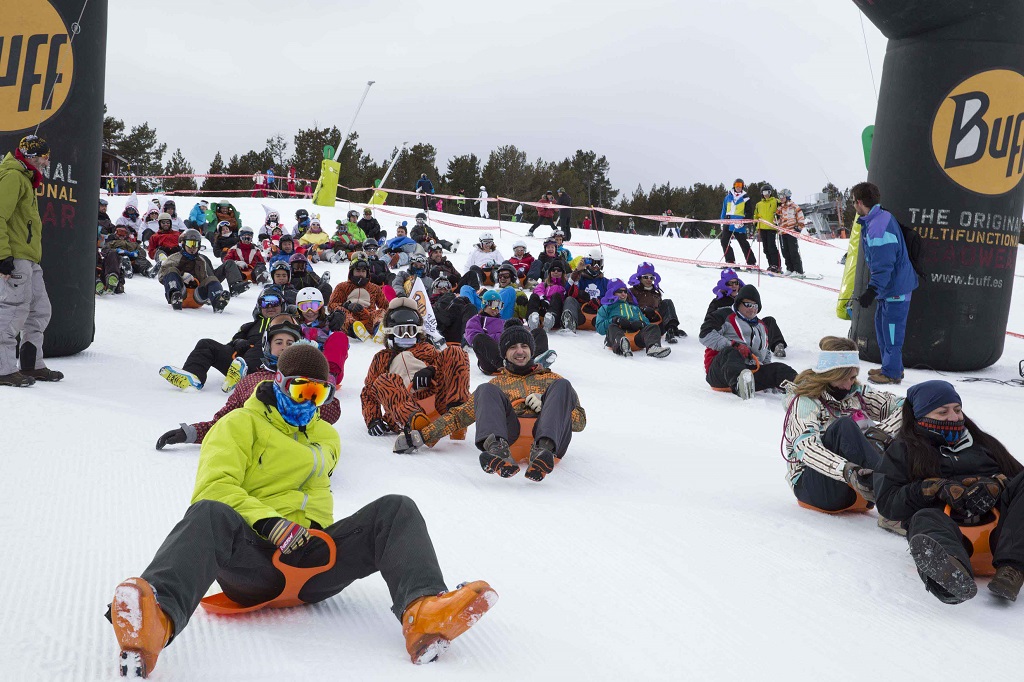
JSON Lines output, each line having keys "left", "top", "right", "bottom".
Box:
{"left": 709, "top": 357, "right": 761, "bottom": 392}
{"left": 946, "top": 505, "right": 999, "bottom": 577}
{"left": 417, "top": 395, "right": 465, "bottom": 440}
{"left": 510, "top": 416, "right": 537, "bottom": 463}
{"left": 797, "top": 491, "right": 872, "bottom": 515}
{"left": 181, "top": 286, "right": 203, "bottom": 309}
{"left": 200, "top": 530, "right": 336, "bottom": 615}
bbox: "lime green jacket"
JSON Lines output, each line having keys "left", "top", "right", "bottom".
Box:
{"left": 754, "top": 197, "right": 779, "bottom": 231}
{"left": 0, "top": 152, "right": 42, "bottom": 263}
{"left": 191, "top": 384, "right": 340, "bottom": 529}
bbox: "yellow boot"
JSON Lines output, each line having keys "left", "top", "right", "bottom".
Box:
{"left": 402, "top": 580, "right": 497, "bottom": 664}
{"left": 111, "top": 578, "right": 172, "bottom": 678}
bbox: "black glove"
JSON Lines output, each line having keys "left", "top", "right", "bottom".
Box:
{"left": 328, "top": 309, "right": 346, "bottom": 332}
{"left": 156, "top": 427, "right": 187, "bottom": 450}
{"left": 231, "top": 338, "right": 250, "bottom": 354}
{"left": 641, "top": 306, "right": 657, "bottom": 319}
{"left": 255, "top": 517, "right": 309, "bottom": 554}
{"left": 857, "top": 287, "right": 877, "bottom": 308}
{"left": 412, "top": 366, "right": 436, "bottom": 391}
{"left": 862, "top": 426, "right": 894, "bottom": 456}
{"left": 623, "top": 319, "right": 644, "bottom": 332}
{"left": 960, "top": 476, "right": 1007, "bottom": 518}
{"left": 0, "top": 256, "right": 14, "bottom": 276}
{"left": 842, "top": 462, "right": 876, "bottom": 503}
{"left": 731, "top": 341, "right": 753, "bottom": 360}
{"left": 367, "top": 418, "right": 390, "bottom": 437}
{"left": 610, "top": 316, "right": 624, "bottom": 326}
{"left": 920, "top": 478, "right": 967, "bottom": 510}
{"left": 343, "top": 301, "right": 364, "bottom": 313}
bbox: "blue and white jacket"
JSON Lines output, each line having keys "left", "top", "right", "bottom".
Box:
{"left": 857, "top": 205, "right": 918, "bottom": 300}
{"left": 720, "top": 190, "right": 749, "bottom": 233}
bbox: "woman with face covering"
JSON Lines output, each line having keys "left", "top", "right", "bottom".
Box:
{"left": 875, "top": 380, "right": 1024, "bottom": 605}
{"left": 782, "top": 337, "right": 903, "bottom": 525}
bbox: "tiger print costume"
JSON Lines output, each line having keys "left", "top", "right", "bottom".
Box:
{"left": 361, "top": 342, "right": 471, "bottom": 431}
{"left": 327, "top": 280, "right": 388, "bottom": 335}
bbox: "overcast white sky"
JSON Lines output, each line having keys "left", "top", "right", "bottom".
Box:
{"left": 104, "top": 0, "right": 887, "bottom": 200}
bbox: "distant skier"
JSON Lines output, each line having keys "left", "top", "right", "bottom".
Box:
{"left": 415, "top": 173, "right": 434, "bottom": 212}
{"left": 478, "top": 185, "right": 489, "bottom": 219}
{"left": 556, "top": 187, "right": 572, "bottom": 241}
{"left": 719, "top": 179, "right": 756, "bottom": 266}
{"left": 776, "top": 189, "right": 806, "bottom": 277}
{"left": 527, "top": 191, "right": 558, "bottom": 236}
{"left": 660, "top": 210, "right": 679, "bottom": 238}
{"left": 754, "top": 185, "right": 782, "bottom": 273}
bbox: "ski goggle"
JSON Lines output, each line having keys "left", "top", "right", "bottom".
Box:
{"left": 297, "top": 300, "right": 322, "bottom": 312}
{"left": 480, "top": 240, "right": 493, "bottom": 246}
{"left": 183, "top": 239, "right": 200, "bottom": 250}
{"left": 433, "top": 280, "right": 452, "bottom": 292}
{"left": 390, "top": 324, "right": 421, "bottom": 339}
{"left": 484, "top": 299, "right": 502, "bottom": 310}
{"left": 276, "top": 374, "right": 335, "bottom": 406}
{"left": 583, "top": 258, "right": 603, "bottom": 267}
{"left": 239, "top": 234, "right": 253, "bottom": 242}
{"left": 497, "top": 271, "right": 512, "bottom": 281}
{"left": 259, "top": 295, "right": 283, "bottom": 309}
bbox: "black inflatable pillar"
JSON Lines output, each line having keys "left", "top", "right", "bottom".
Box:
{"left": 852, "top": 0, "right": 1024, "bottom": 371}
{"left": 0, "top": 0, "right": 107, "bottom": 358}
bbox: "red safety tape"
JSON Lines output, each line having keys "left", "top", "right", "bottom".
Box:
{"left": 1007, "top": 331, "right": 1024, "bottom": 340}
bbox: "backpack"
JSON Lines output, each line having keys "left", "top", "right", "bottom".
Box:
{"left": 897, "top": 220, "right": 926, "bottom": 278}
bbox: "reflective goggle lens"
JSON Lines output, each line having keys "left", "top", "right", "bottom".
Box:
{"left": 485, "top": 300, "right": 501, "bottom": 310}
{"left": 183, "top": 239, "right": 200, "bottom": 249}
{"left": 391, "top": 324, "right": 420, "bottom": 339}
{"left": 297, "top": 301, "right": 322, "bottom": 312}
{"left": 259, "top": 295, "right": 282, "bottom": 308}
{"left": 280, "top": 376, "right": 333, "bottom": 406}
{"left": 240, "top": 234, "right": 253, "bottom": 241}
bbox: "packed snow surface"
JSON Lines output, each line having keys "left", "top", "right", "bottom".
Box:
{"left": 3, "top": 196, "right": 1023, "bottom": 680}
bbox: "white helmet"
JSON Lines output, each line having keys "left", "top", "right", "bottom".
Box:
{"left": 479, "top": 232, "right": 494, "bottom": 244}
{"left": 588, "top": 247, "right": 603, "bottom": 260}
{"left": 479, "top": 185, "right": 486, "bottom": 190}
{"left": 513, "top": 239, "right": 527, "bottom": 250}
{"left": 296, "top": 287, "right": 324, "bottom": 307}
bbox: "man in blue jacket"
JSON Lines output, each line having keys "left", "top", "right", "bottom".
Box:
{"left": 852, "top": 182, "right": 918, "bottom": 385}
{"left": 415, "top": 174, "right": 434, "bottom": 212}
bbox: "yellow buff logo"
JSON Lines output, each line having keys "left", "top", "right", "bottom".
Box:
{"left": 0, "top": 0, "right": 74, "bottom": 133}
{"left": 931, "top": 69, "right": 1024, "bottom": 196}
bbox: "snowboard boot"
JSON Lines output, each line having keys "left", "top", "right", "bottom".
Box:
{"left": 20, "top": 344, "right": 63, "bottom": 382}
{"left": 372, "top": 324, "right": 386, "bottom": 344}
{"left": 111, "top": 577, "right": 173, "bottom": 679}
{"left": 909, "top": 533, "right": 977, "bottom": 604}
{"left": 229, "top": 280, "right": 250, "bottom": 297}
{"left": 401, "top": 580, "right": 498, "bottom": 665}
{"left": 542, "top": 312, "right": 556, "bottom": 331}
{"left": 772, "top": 343, "right": 787, "bottom": 358}
{"left": 645, "top": 343, "right": 671, "bottom": 359}
{"left": 560, "top": 310, "right": 577, "bottom": 334}
{"left": 617, "top": 336, "right": 633, "bottom": 357}
{"left": 107, "top": 273, "right": 120, "bottom": 292}
{"left": 96, "top": 279, "right": 107, "bottom": 295}
{"left": 169, "top": 290, "right": 183, "bottom": 310}
{"left": 533, "top": 349, "right": 558, "bottom": 369}
{"left": 211, "top": 290, "right": 230, "bottom": 313}
{"left": 664, "top": 328, "right": 683, "bottom": 344}
{"left": 527, "top": 312, "right": 540, "bottom": 331}
{"left": 221, "top": 357, "right": 247, "bottom": 393}
{"left": 988, "top": 565, "right": 1024, "bottom": 602}
{"left": 525, "top": 437, "right": 557, "bottom": 482}
{"left": 352, "top": 321, "right": 371, "bottom": 342}
{"left": 735, "top": 369, "right": 756, "bottom": 400}
{"left": 479, "top": 434, "right": 519, "bottom": 477}
{"left": 0, "top": 372, "right": 35, "bottom": 387}
{"left": 320, "top": 271, "right": 332, "bottom": 286}
{"left": 159, "top": 366, "right": 203, "bottom": 391}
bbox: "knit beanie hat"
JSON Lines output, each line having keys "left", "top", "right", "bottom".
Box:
{"left": 499, "top": 323, "right": 535, "bottom": 358}
{"left": 733, "top": 284, "right": 762, "bottom": 310}
{"left": 907, "top": 380, "right": 962, "bottom": 419}
{"left": 276, "top": 343, "right": 330, "bottom": 381}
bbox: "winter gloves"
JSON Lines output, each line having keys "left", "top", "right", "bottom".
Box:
{"left": 231, "top": 339, "right": 250, "bottom": 355}
{"left": 367, "top": 418, "right": 389, "bottom": 437}
{"left": 328, "top": 310, "right": 346, "bottom": 332}
{"left": 0, "top": 256, "right": 14, "bottom": 276}
{"left": 862, "top": 426, "right": 894, "bottom": 456}
{"left": 156, "top": 427, "right": 187, "bottom": 450}
{"left": 856, "top": 287, "right": 877, "bottom": 308}
{"left": 919, "top": 475, "right": 1007, "bottom": 518}
{"left": 342, "top": 301, "right": 364, "bottom": 314}
{"left": 182, "top": 272, "right": 196, "bottom": 285}
{"left": 731, "top": 341, "right": 753, "bottom": 360}
{"left": 411, "top": 367, "right": 435, "bottom": 391}
{"left": 640, "top": 306, "right": 657, "bottom": 320}
{"left": 524, "top": 393, "right": 544, "bottom": 413}
{"left": 612, "top": 317, "right": 643, "bottom": 332}
{"left": 255, "top": 517, "right": 309, "bottom": 554}
{"left": 842, "top": 462, "right": 876, "bottom": 502}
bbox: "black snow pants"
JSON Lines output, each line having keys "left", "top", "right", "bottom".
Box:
{"left": 605, "top": 321, "right": 661, "bottom": 352}
{"left": 705, "top": 346, "right": 796, "bottom": 392}
{"left": 780, "top": 233, "right": 804, "bottom": 274}
{"left": 473, "top": 379, "right": 577, "bottom": 457}
{"left": 720, "top": 229, "right": 757, "bottom": 266}
{"left": 760, "top": 230, "right": 781, "bottom": 271}
{"left": 792, "top": 417, "right": 882, "bottom": 511}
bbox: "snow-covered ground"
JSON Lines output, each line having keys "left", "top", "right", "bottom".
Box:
{"left": 4, "top": 196, "right": 1023, "bottom": 681}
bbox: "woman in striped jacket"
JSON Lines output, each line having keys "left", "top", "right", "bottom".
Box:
{"left": 782, "top": 336, "right": 903, "bottom": 519}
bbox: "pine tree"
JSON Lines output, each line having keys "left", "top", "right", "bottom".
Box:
{"left": 117, "top": 122, "right": 167, "bottom": 192}
{"left": 441, "top": 154, "right": 482, "bottom": 197}
{"left": 163, "top": 149, "right": 198, "bottom": 192}
{"left": 202, "top": 151, "right": 229, "bottom": 195}
{"left": 481, "top": 145, "right": 533, "bottom": 201}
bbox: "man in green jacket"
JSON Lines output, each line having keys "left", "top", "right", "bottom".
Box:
{"left": 108, "top": 344, "right": 496, "bottom": 678}
{"left": 753, "top": 185, "right": 782, "bottom": 273}
{"left": 0, "top": 135, "right": 62, "bottom": 387}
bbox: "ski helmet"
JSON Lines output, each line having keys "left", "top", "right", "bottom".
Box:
{"left": 512, "top": 239, "right": 527, "bottom": 252}
{"left": 733, "top": 178, "right": 744, "bottom": 189}
{"left": 479, "top": 232, "right": 494, "bottom": 246}
{"left": 779, "top": 188, "right": 792, "bottom": 200}
{"left": 415, "top": 212, "right": 427, "bottom": 224}
{"left": 295, "top": 287, "right": 324, "bottom": 308}
{"left": 427, "top": 242, "right": 443, "bottom": 253}
{"left": 496, "top": 262, "right": 517, "bottom": 283}
{"left": 761, "top": 184, "right": 773, "bottom": 196}
{"left": 362, "top": 238, "right": 379, "bottom": 251}
{"left": 482, "top": 289, "right": 503, "bottom": 312}
{"left": 431, "top": 273, "right": 453, "bottom": 295}
{"left": 409, "top": 253, "right": 428, "bottom": 275}
{"left": 257, "top": 286, "right": 286, "bottom": 310}
{"left": 262, "top": 317, "right": 302, "bottom": 369}
{"left": 382, "top": 297, "right": 423, "bottom": 347}
{"left": 348, "top": 257, "right": 370, "bottom": 286}
{"left": 347, "top": 210, "right": 359, "bottom": 221}
{"left": 238, "top": 226, "right": 255, "bottom": 241}
{"left": 158, "top": 212, "right": 173, "bottom": 230}
{"left": 178, "top": 228, "right": 202, "bottom": 249}
{"left": 269, "top": 261, "right": 291, "bottom": 282}
{"left": 279, "top": 233, "right": 294, "bottom": 245}
{"left": 288, "top": 252, "right": 308, "bottom": 271}
{"left": 551, "top": 229, "right": 564, "bottom": 240}
{"left": 217, "top": 220, "right": 232, "bottom": 232}
{"left": 296, "top": 208, "right": 309, "bottom": 220}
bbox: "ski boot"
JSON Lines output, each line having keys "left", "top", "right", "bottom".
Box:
{"left": 96, "top": 279, "right": 107, "bottom": 295}
{"left": 560, "top": 310, "right": 577, "bottom": 334}
{"left": 402, "top": 580, "right": 497, "bottom": 665}
{"left": 772, "top": 343, "right": 787, "bottom": 358}
{"left": 533, "top": 349, "right": 557, "bottom": 369}
{"left": 211, "top": 290, "right": 230, "bottom": 313}
{"left": 169, "top": 290, "right": 183, "bottom": 310}
{"left": 320, "top": 271, "right": 331, "bottom": 286}
{"left": 106, "top": 273, "right": 120, "bottom": 293}
{"left": 352, "top": 321, "right": 371, "bottom": 342}
{"left": 525, "top": 437, "right": 557, "bottom": 482}
{"left": 0, "top": 372, "right": 35, "bottom": 387}
{"left": 479, "top": 434, "right": 519, "bottom": 477}
{"left": 159, "top": 366, "right": 203, "bottom": 390}
{"left": 221, "top": 357, "right": 247, "bottom": 393}
{"left": 735, "top": 369, "right": 755, "bottom": 400}
{"left": 229, "top": 280, "right": 250, "bottom": 297}
{"left": 111, "top": 577, "right": 172, "bottom": 679}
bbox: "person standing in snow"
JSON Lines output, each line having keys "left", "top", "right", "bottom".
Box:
{"left": 719, "top": 179, "right": 757, "bottom": 266}
{"left": 478, "top": 185, "right": 489, "bottom": 219}
{"left": 108, "top": 343, "right": 497, "bottom": 678}
{"left": 753, "top": 185, "right": 782, "bottom": 273}
{"left": 783, "top": 336, "right": 902, "bottom": 525}
{"left": 775, "top": 189, "right": 806, "bottom": 277}
{"left": 266, "top": 167, "right": 276, "bottom": 197}
{"left": 527, "top": 191, "right": 558, "bottom": 237}
{"left": 0, "top": 135, "right": 62, "bottom": 387}
{"left": 415, "top": 173, "right": 434, "bottom": 212}
{"left": 556, "top": 187, "right": 573, "bottom": 242}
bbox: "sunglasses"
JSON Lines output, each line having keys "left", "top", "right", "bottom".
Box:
{"left": 297, "top": 301, "right": 322, "bottom": 312}
{"left": 183, "top": 239, "right": 200, "bottom": 249}
{"left": 740, "top": 301, "right": 759, "bottom": 309}
{"left": 276, "top": 374, "right": 335, "bottom": 406}
{"left": 391, "top": 323, "right": 421, "bottom": 339}
{"left": 259, "top": 296, "right": 283, "bottom": 308}
{"left": 727, "top": 280, "right": 740, "bottom": 286}
{"left": 640, "top": 274, "right": 655, "bottom": 280}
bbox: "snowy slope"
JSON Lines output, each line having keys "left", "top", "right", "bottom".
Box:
{"left": 3, "top": 196, "right": 1023, "bottom": 681}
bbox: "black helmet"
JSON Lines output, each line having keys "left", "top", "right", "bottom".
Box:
{"left": 383, "top": 298, "right": 423, "bottom": 346}
{"left": 415, "top": 212, "right": 427, "bottom": 223}
{"left": 362, "top": 238, "right": 379, "bottom": 250}
{"left": 348, "top": 257, "right": 370, "bottom": 286}
{"left": 496, "top": 262, "right": 517, "bottom": 281}
{"left": 261, "top": 317, "right": 302, "bottom": 369}
{"left": 296, "top": 208, "right": 309, "bottom": 219}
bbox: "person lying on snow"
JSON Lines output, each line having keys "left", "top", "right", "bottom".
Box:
{"left": 327, "top": 257, "right": 389, "bottom": 342}
{"left": 707, "top": 268, "right": 788, "bottom": 357}
{"left": 158, "top": 229, "right": 229, "bottom": 312}
{"left": 465, "top": 291, "right": 549, "bottom": 375}
{"left": 361, "top": 297, "right": 470, "bottom": 437}
{"left": 699, "top": 283, "right": 794, "bottom": 397}
{"left": 875, "top": 380, "right": 1024, "bottom": 605}
{"left": 561, "top": 248, "right": 610, "bottom": 333}
{"left": 595, "top": 279, "right": 670, "bottom": 359}
{"left": 628, "top": 262, "right": 686, "bottom": 343}
{"left": 394, "top": 324, "right": 585, "bottom": 482}
{"left": 782, "top": 336, "right": 903, "bottom": 530}
{"left": 159, "top": 286, "right": 288, "bottom": 391}
{"left": 109, "top": 344, "right": 496, "bottom": 679}
{"left": 156, "top": 316, "right": 342, "bottom": 449}
{"left": 526, "top": 260, "right": 568, "bottom": 331}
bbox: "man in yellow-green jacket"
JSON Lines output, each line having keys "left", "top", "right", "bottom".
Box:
{"left": 0, "top": 135, "right": 62, "bottom": 387}
{"left": 108, "top": 344, "right": 497, "bottom": 677}
{"left": 753, "top": 185, "right": 782, "bottom": 274}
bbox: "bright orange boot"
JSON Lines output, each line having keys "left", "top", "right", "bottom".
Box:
{"left": 111, "top": 578, "right": 173, "bottom": 678}
{"left": 401, "top": 580, "right": 497, "bottom": 664}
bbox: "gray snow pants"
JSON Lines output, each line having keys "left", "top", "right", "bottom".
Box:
{"left": 139, "top": 496, "right": 447, "bottom": 641}
{"left": 473, "top": 379, "right": 577, "bottom": 457}
{"left": 0, "top": 259, "right": 51, "bottom": 375}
